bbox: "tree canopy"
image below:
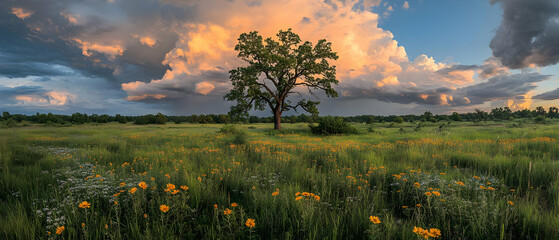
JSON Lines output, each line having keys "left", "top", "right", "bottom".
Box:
{"left": 224, "top": 29, "right": 339, "bottom": 130}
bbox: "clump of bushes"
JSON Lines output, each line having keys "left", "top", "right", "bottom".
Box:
{"left": 534, "top": 116, "right": 546, "bottom": 124}
{"left": 134, "top": 113, "right": 167, "bottom": 125}
{"left": 219, "top": 125, "right": 248, "bottom": 144}
{"left": 309, "top": 116, "right": 358, "bottom": 135}
{"left": 219, "top": 125, "right": 242, "bottom": 134}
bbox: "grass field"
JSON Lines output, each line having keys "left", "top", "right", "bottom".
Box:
{"left": 2, "top": 120, "right": 559, "bottom": 239}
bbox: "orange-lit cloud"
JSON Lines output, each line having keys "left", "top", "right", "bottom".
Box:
{"left": 46, "top": 91, "right": 70, "bottom": 105}
{"left": 125, "top": 94, "right": 166, "bottom": 101}
{"left": 74, "top": 38, "right": 124, "bottom": 59}
{"left": 11, "top": 7, "right": 33, "bottom": 19}
{"left": 122, "top": 0, "right": 431, "bottom": 101}
{"left": 14, "top": 91, "right": 73, "bottom": 106}
{"left": 195, "top": 81, "right": 215, "bottom": 95}
{"left": 60, "top": 12, "right": 78, "bottom": 24}
{"left": 442, "top": 70, "right": 475, "bottom": 85}
{"left": 138, "top": 36, "right": 157, "bottom": 47}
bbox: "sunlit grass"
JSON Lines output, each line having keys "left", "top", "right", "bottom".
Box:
{"left": 1, "top": 121, "right": 559, "bottom": 239}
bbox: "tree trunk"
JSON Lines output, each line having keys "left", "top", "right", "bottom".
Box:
{"left": 273, "top": 112, "right": 282, "bottom": 130}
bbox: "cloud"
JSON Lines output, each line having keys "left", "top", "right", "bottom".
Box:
{"left": 490, "top": 0, "right": 559, "bottom": 69}
{"left": 533, "top": 88, "right": 559, "bottom": 100}
{"left": 479, "top": 57, "right": 509, "bottom": 79}
{"left": 121, "top": 0, "right": 416, "bottom": 103}
{"left": 139, "top": 37, "right": 157, "bottom": 47}
{"left": 1, "top": 0, "right": 554, "bottom": 115}
{"left": 0, "top": 85, "right": 74, "bottom": 107}
{"left": 11, "top": 7, "right": 33, "bottom": 19}
{"left": 403, "top": 1, "right": 410, "bottom": 10}
{"left": 195, "top": 81, "right": 215, "bottom": 95}
{"left": 340, "top": 72, "right": 549, "bottom": 110}
{"left": 73, "top": 38, "right": 124, "bottom": 59}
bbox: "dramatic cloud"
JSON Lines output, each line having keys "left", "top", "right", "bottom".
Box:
{"left": 121, "top": 0, "right": 481, "bottom": 107}
{"left": 490, "top": 0, "right": 559, "bottom": 69}
{"left": 341, "top": 72, "right": 549, "bottom": 110}
{"left": 0, "top": 85, "right": 74, "bottom": 107}
{"left": 534, "top": 88, "right": 559, "bottom": 100}
{"left": 0, "top": 0, "right": 557, "bottom": 114}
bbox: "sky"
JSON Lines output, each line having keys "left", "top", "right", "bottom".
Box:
{"left": 2, "top": 0, "right": 559, "bottom": 116}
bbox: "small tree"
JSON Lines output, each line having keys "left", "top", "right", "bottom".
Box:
{"left": 451, "top": 112, "right": 463, "bottom": 121}
{"left": 225, "top": 29, "right": 339, "bottom": 130}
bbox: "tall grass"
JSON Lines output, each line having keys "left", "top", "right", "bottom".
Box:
{"left": 1, "top": 122, "right": 559, "bottom": 239}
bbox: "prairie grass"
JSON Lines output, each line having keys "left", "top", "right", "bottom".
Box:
{"left": 1, "top": 121, "right": 559, "bottom": 239}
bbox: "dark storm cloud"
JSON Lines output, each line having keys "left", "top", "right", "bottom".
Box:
{"left": 123, "top": 69, "right": 232, "bottom": 104}
{"left": 0, "top": 85, "right": 46, "bottom": 97}
{"left": 490, "top": 0, "right": 559, "bottom": 69}
{"left": 0, "top": 62, "right": 75, "bottom": 78}
{"left": 435, "top": 57, "right": 509, "bottom": 80}
{"left": 0, "top": 1, "right": 117, "bottom": 80}
{"left": 435, "top": 65, "right": 478, "bottom": 75}
{"left": 0, "top": 0, "right": 186, "bottom": 83}
{"left": 341, "top": 73, "right": 549, "bottom": 106}
{"left": 533, "top": 88, "right": 559, "bottom": 100}
{"left": 435, "top": 64, "right": 478, "bottom": 79}
{"left": 455, "top": 73, "right": 548, "bottom": 104}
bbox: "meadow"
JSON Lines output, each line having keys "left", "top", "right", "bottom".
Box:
{"left": 1, "top": 120, "right": 559, "bottom": 239}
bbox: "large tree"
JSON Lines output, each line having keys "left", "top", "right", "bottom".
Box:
{"left": 225, "top": 29, "right": 339, "bottom": 130}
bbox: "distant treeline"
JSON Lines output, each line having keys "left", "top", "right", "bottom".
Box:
{"left": 1, "top": 106, "right": 558, "bottom": 126}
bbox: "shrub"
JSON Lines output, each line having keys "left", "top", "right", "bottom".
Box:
{"left": 309, "top": 116, "right": 358, "bottom": 135}
{"left": 5, "top": 118, "right": 17, "bottom": 128}
{"left": 415, "top": 122, "right": 422, "bottom": 131}
{"left": 367, "top": 125, "right": 376, "bottom": 133}
{"left": 219, "top": 125, "right": 242, "bottom": 134}
{"left": 219, "top": 125, "right": 247, "bottom": 144}
{"left": 534, "top": 116, "right": 546, "bottom": 124}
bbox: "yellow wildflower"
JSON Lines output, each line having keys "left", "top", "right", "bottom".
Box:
{"left": 245, "top": 218, "right": 256, "bottom": 228}
{"left": 78, "top": 201, "right": 91, "bottom": 209}
{"left": 223, "top": 208, "right": 232, "bottom": 215}
{"left": 369, "top": 216, "right": 381, "bottom": 224}
{"left": 160, "top": 205, "right": 169, "bottom": 213}
{"left": 164, "top": 183, "right": 176, "bottom": 192}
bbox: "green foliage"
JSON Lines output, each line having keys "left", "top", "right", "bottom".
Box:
{"left": 225, "top": 29, "right": 339, "bottom": 129}
{"left": 394, "top": 116, "right": 404, "bottom": 124}
{"left": 4, "top": 121, "right": 559, "bottom": 239}
{"left": 219, "top": 125, "right": 243, "bottom": 135}
{"left": 219, "top": 125, "right": 248, "bottom": 144}
{"left": 534, "top": 115, "right": 546, "bottom": 124}
{"left": 309, "top": 116, "right": 358, "bottom": 135}
{"left": 451, "top": 112, "right": 463, "bottom": 121}
{"left": 4, "top": 119, "right": 17, "bottom": 128}
{"left": 134, "top": 113, "right": 167, "bottom": 125}
{"left": 367, "top": 124, "right": 376, "bottom": 133}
